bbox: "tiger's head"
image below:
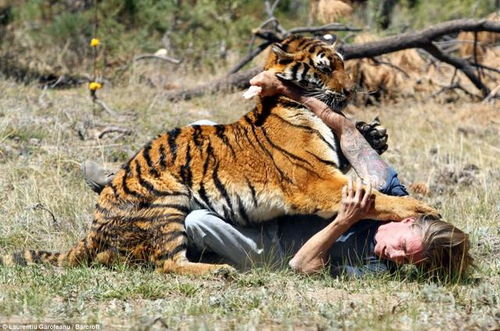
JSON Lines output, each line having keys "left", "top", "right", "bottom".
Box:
{"left": 264, "top": 35, "right": 353, "bottom": 112}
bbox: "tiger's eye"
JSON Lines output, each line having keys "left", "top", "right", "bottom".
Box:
{"left": 319, "top": 65, "right": 332, "bottom": 74}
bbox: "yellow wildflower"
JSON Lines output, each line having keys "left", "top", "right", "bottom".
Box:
{"left": 90, "top": 38, "right": 100, "bottom": 47}
{"left": 89, "top": 82, "right": 102, "bottom": 91}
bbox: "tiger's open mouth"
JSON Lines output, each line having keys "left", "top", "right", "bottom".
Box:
{"left": 275, "top": 74, "right": 350, "bottom": 113}
{"left": 303, "top": 89, "right": 349, "bottom": 113}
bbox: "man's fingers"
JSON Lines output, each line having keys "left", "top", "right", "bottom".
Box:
{"left": 367, "top": 195, "right": 376, "bottom": 211}
{"left": 347, "top": 178, "right": 353, "bottom": 198}
{"left": 249, "top": 71, "right": 274, "bottom": 87}
{"left": 354, "top": 178, "right": 362, "bottom": 201}
{"left": 249, "top": 73, "right": 263, "bottom": 86}
{"left": 361, "top": 183, "right": 372, "bottom": 207}
{"left": 342, "top": 185, "right": 347, "bottom": 200}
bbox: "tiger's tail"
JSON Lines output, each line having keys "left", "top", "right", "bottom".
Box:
{"left": 0, "top": 236, "right": 99, "bottom": 267}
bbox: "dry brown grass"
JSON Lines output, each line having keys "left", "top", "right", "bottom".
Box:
{"left": 346, "top": 33, "right": 435, "bottom": 101}
{"left": 309, "top": 0, "right": 353, "bottom": 24}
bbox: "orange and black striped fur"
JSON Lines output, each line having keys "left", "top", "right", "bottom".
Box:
{"left": 1, "top": 36, "right": 439, "bottom": 274}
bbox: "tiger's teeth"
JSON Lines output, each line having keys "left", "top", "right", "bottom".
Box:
{"left": 243, "top": 85, "right": 262, "bottom": 99}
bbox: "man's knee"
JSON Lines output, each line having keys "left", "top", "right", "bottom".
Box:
{"left": 185, "top": 210, "right": 211, "bottom": 239}
{"left": 184, "top": 209, "right": 227, "bottom": 244}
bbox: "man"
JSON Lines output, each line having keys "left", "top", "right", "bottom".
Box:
{"left": 82, "top": 72, "right": 472, "bottom": 278}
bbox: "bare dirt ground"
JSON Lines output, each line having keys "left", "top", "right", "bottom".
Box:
{"left": 0, "top": 77, "right": 498, "bottom": 330}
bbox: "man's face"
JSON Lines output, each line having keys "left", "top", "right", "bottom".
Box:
{"left": 374, "top": 218, "right": 425, "bottom": 265}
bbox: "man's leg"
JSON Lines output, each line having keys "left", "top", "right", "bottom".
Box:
{"left": 185, "top": 210, "right": 284, "bottom": 271}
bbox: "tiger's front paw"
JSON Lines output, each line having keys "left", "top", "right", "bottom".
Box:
{"left": 356, "top": 117, "right": 388, "bottom": 155}
{"left": 396, "top": 198, "right": 441, "bottom": 221}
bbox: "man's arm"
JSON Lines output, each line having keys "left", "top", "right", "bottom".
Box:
{"left": 250, "top": 72, "right": 392, "bottom": 189}
{"left": 289, "top": 179, "right": 374, "bottom": 274}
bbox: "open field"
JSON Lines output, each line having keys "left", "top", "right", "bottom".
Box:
{"left": 0, "top": 76, "right": 499, "bottom": 329}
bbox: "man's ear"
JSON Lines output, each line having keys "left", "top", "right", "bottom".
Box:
{"left": 401, "top": 218, "right": 416, "bottom": 224}
{"left": 272, "top": 44, "right": 294, "bottom": 60}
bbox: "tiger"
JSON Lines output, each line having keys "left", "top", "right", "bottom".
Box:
{"left": 0, "top": 35, "right": 439, "bottom": 274}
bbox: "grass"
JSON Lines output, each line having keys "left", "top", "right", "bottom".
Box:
{"left": 0, "top": 74, "right": 498, "bottom": 329}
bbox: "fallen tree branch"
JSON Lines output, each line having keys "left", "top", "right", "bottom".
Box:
{"left": 423, "top": 43, "right": 489, "bottom": 96}
{"left": 0, "top": 56, "right": 86, "bottom": 88}
{"left": 162, "top": 67, "right": 262, "bottom": 102}
{"left": 340, "top": 19, "right": 499, "bottom": 96}
{"left": 228, "top": 41, "right": 272, "bottom": 75}
{"left": 164, "top": 18, "right": 500, "bottom": 101}
{"left": 340, "top": 19, "right": 500, "bottom": 59}
{"left": 287, "top": 23, "right": 362, "bottom": 35}
{"left": 467, "top": 61, "right": 500, "bottom": 74}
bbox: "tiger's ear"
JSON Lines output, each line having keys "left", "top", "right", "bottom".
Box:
{"left": 272, "top": 44, "right": 294, "bottom": 60}
{"left": 321, "top": 34, "right": 338, "bottom": 49}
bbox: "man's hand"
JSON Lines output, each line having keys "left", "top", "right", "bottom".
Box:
{"left": 248, "top": 71, "right": 303, "bottom": 98}
{"left": 336, "top": 178, "right": 374, "bottom": 226}
{"left": 289, "top": 177, "right": 375, "bottom": 274}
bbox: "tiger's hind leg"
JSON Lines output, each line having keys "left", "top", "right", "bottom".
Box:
{"left": 149, "top": 213, "right": 235, "bottom": 276}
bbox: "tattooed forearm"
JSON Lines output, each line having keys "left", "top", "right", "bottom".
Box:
{"left": 280, "top": 91, "right": 392, "bottom": 188}
{"left": 340, "top": 123, "right": 391, "bottom": 189}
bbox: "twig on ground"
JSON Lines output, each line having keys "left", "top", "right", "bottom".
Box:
{"left": 37, "top": 86, "right": 52, "bottom": 109}
{"left": 113, "top": 53, "right": 181, "bottom": 80}
{"left": 433, "top": 81, "right": 478, "bottom": 98}
{"left": 30, "top": 203, "right": 60, "bottom": 230}
{"left": 482, "top": 85, "right": 500, "bottom": 103}
{"left": 97, "top": 126, "right": 133, "bottom": 139}
{"left": 450, "top": 68, "right": 458, "bottom": 85}
{"left": 370, "top": 57, "right": 410, "bottom": 78}
{"left": 148, "top": 317, "right": 169, "bottom": 329}
{"left": 134, "top": 54, "right": 181, "bottom": 64}
{"left": 93, "top": 97, "right": 120, "bottom": 117}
